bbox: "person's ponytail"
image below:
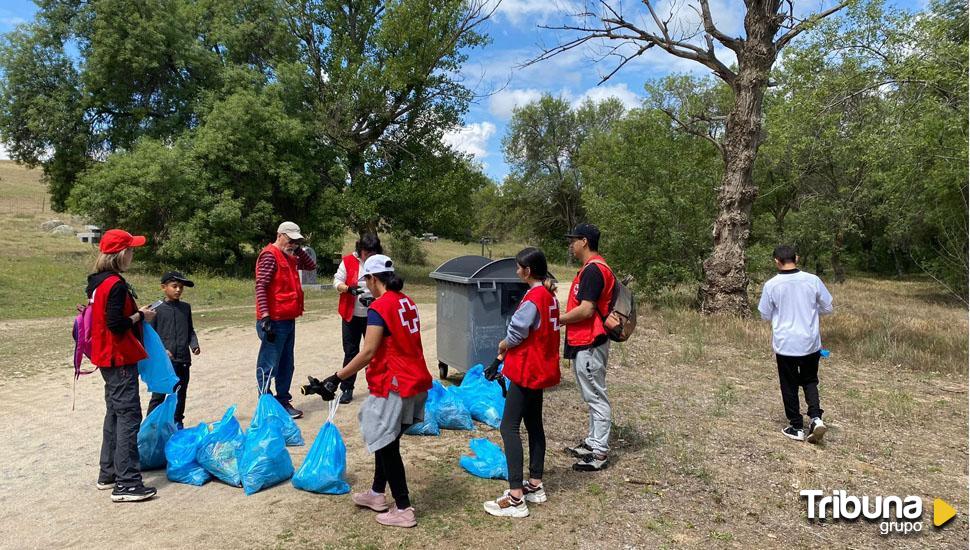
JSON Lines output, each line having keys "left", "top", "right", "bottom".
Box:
{"left": 375, "top": 271, "right": 404, "bottom": 292}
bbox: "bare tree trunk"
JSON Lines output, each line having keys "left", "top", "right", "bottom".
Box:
{"left": 699, "top": 48, "right": 773, "bottom": 315}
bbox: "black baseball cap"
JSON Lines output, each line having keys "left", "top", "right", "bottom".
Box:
{"left": 565, "top": 223, "right": 600, "bottom": 242}
{"left": 160, "top": 271, "right": 195, "bottom": 287}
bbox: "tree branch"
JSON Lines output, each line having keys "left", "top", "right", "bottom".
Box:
{"left": 775, "top": 2, "right": 850, "bottom": 50}
{"left": 693, "top": 0, "right": 741, "bottom": 52}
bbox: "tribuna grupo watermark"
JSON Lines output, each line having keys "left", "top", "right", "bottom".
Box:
{"left": 800, "top": 489, "right": 956, "bottom": 535}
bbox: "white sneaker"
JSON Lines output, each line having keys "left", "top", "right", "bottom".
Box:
{"left": 806, "top": 417, "right": 827, "bottom": 444}
{"left": 483, "top": 490, "right": 529, "bottom": 518}
{"left": 522, "top": 480, "right": 547, "bottom": 503}
{"left": 782, "top": 426, "right": 805, "bottom": 441}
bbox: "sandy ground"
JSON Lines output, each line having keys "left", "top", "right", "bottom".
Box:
{"left": 0, "top": 306, "right": 455, "bottom": 549}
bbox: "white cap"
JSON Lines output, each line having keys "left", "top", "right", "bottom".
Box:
{"left": 277, "top": 221, "right": 303, "bottom": 240}
{"left": 362, "top": 254, "right": 394, "bottom": 276}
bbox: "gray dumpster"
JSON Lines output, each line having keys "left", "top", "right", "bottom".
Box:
{"left": 430, "top": 255, "right": 539, "bottom": 379}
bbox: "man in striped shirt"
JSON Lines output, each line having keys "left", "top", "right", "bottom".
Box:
{"left": 255, "top": 221, "right": 316, "bottom": 419}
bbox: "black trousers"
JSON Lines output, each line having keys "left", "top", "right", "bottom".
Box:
{"left": 776, "top": 351, "right": 823, "bottom": 429}
{"left": 340, "top": 316, "right": 367, "bottom": 391}
{"left": 99, "top": 364, "right": 143, "bottom": 487}
{"left": 500, "top": 382, "right": 546, "bottom": 490}
{"left": 372, "top": 424, "right": 412, "bottom": 510}
{"left": 147, "top": 362, "right": 191, "bottom": 423}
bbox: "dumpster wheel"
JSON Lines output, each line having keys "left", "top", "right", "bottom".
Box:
{"left": 438, "top": 361, "right": 448, "bottom": 380}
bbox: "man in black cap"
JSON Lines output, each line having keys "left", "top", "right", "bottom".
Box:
{"left": 146, "top": 271, "right": 200, "bottom": 428}
{"left": 559, "top": 223, "right": 615, "bottom": 471}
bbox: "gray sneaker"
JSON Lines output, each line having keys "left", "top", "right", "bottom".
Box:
{"left": 573, "top": 452, "right": 608, "bottom": 472}
{"left": 566, "top": 441, "right": 595, "bottom": 459}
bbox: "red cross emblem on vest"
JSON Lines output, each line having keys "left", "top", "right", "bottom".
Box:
{"left": 398, "top": 299, "right": 419, "bottom": 334}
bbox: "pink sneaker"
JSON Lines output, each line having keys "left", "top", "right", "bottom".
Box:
{"left": 351, "top": 490, "right": 389, "bottom": 512}
{"left": 375, "top": 506, "right": 417, "bottom": 528}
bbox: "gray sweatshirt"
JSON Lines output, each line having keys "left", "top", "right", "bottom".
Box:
{"left": 505, "top": 282, "right": 543, "bottom": 348}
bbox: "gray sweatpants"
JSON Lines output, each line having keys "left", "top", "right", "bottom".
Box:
{"left": 572, "top": 341, "right": 611, "bottom": 454}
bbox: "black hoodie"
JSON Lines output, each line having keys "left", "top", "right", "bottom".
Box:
{"left": 86, "top": 271, "right": 142, "bottom": 338}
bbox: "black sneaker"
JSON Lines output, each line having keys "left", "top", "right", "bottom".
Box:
{"left": 565, "top": 441, "right": 595, "bottom": 458}
{"left": 96, "top": 477, "right": 115, "bottom": 491}
{"left": 282, "top": 401, "right": 303, "bottom": 419}
{"left": 782, "top": 426, "right": 805, "bottom": 441}
{"left": 573, "top": 452, "right": 608, "bottom": 472}
{"left": 339, "top": 388, "right": 354, "bottom": 404}
{"left": 111, "top": 484, "right": 157, "bottom": 502}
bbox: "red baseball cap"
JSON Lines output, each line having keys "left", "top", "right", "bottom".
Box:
{"left": 99, "top": 229, "right": 147, "bottom": 254}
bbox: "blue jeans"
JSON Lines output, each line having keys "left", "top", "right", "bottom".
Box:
{"left": 256, "top": 319, "right": 296, "bottom": 402}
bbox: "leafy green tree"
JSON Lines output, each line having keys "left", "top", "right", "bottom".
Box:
{"left": 580, "top": 109, "right": 720, "bottom": 290}
{"left": 502, "top": 95, "right": 625, "bottom": 258}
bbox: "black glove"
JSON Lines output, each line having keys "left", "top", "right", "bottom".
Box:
{"left": 319, "top": 373, "right": 342, "bottom": 401}
{"left": 348, "top": 286, "right": 364, "bottom": 296}
{"left": 260, "top": 318, "right": 275, "bottom": 343}
{"left": 483, "top": 357, "right": 502, "bottom": 381}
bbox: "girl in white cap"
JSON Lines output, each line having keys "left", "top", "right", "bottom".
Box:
{"left": 316, "top": 254, "right": 432, "bottom": 528}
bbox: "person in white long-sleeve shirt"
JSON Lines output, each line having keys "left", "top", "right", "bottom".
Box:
{"left": 332, "top": 234, "right": 382, "bottom": 403}
{"left": 758, "top": 245, "right": 834, "bottom": 444}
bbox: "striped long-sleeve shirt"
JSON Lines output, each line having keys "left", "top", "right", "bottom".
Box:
{"left": 255, "top": 246, "right": 316, "bottom": 317}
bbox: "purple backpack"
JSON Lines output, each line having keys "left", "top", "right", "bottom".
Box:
{"left": 72, "top": 300, "right": 97, "bottom": 379}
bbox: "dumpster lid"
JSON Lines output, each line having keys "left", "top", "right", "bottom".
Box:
{"left": 431, "top": 255, "right": 555, "bottom": 284}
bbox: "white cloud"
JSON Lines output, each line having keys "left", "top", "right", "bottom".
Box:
{"left": 574, "top": 83, "right": 642, "bottom": 110}
{"left": 443, "top": 122, "right": 497, "bottom": 161}
{"left": 491, "top": 0, "right": 577, "bottom": 26}
{"left": 488, "top": 88, "right": 545, "bottom": 119}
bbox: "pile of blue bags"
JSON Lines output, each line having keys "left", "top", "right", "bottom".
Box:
{"left": 406, "top": 364, "right": 505, "bottom": 436}
{"left": 157, "top": 397, "right": 310, "bottom": 495}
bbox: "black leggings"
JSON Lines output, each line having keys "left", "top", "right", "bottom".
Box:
{"left": 372, "top": 424, "right": 411, "bottom": 509}
{"left": 500, "top": 382, "right": 545, "bottom": 490}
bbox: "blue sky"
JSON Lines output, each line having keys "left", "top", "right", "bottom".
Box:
{"left": 1, "top": 0, "right": 925, "bottom": 179}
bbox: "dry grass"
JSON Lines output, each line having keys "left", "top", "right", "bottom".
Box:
{"left": 655, "top": 276, "right": 968, "bottom": 375}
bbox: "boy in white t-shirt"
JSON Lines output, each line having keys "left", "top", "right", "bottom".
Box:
{"left": 758, "top": 245, "right": 834, "bottom": 444}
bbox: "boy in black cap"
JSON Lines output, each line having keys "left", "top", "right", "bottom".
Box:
{"left": 146, "top": 271, "right": 200, "bottom": 428}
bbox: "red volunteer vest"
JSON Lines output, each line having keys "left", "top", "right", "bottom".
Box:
{"left": 337, "top": 254, "right": 360, "bottom": 322}
{"left": 90, "top": 275, "right": 148, "bottom": 368}
{"left": 502, "top": 285, "right": 561, "bottom": 390}
{"left": 566, "top": 255, "right": 615, "bottom": 347}
{"left": 366, "top": 290, "right": 433, "bottom": 398}
{"left": 255, "top": 244, "right": 305, "bottom": 320}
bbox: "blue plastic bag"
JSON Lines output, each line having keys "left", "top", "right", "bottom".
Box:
{"left": 251, "top": 393, "right": 304, "bottom": 446}
{"left": 454, "top": 364, "right": 505, "bottom": 428}
{"left": 438, "top": 383, "right": 474, "bottom": 431}
{"left": 239, "top": 416, "right": 294, "bottom": 495}
{"left": 459, "top": 438, "right": 508, "bottom": 480}
{"left": 137, "top": 324, "right": 180, "bottom": 394}
{"left": 137, "top": 393, "right": 179, "bottom": 469}
{"left": 197, "top": 406, "right": 245, "bottom": 487}
{"left": 165, "top": 422, "right": 212, "bottom": 485}
{"left": 405, "top": 382, "right": 442, "bottom": 436}
{"left": 292, "top": 401, "right": 351, "bottom": 494}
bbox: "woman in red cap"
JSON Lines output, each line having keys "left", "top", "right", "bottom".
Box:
{"left": 86, "top": 229, "right": 158, "bottom": 502}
